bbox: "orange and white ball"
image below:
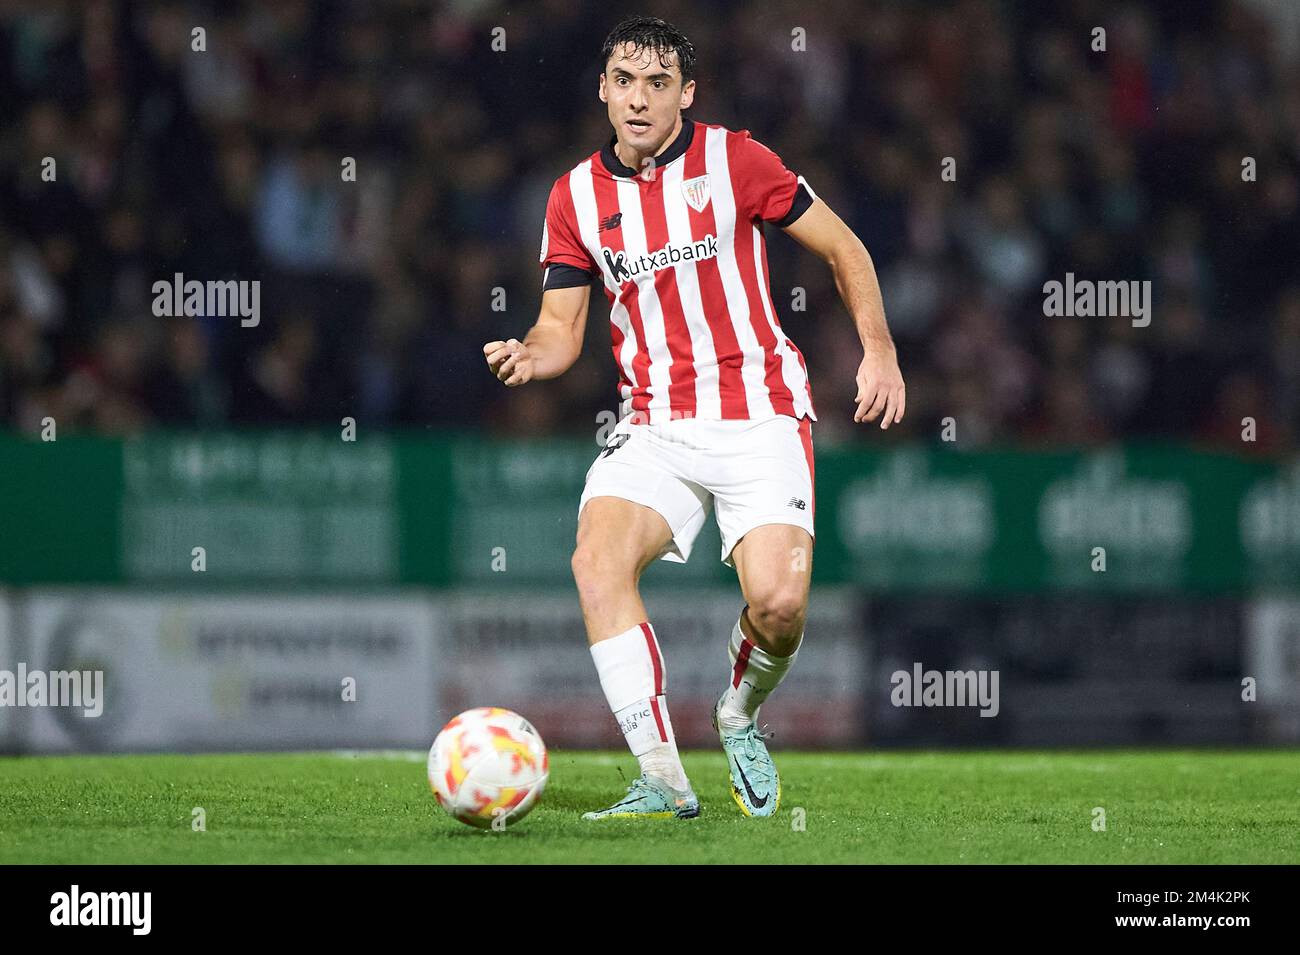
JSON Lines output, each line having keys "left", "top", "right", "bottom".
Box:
{"left": 427, "top": 707, "right": 549, "bottom": 829}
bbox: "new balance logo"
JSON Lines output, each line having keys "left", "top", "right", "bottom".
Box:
{"left": 599, "top": 212, "right": 623, "bottom": 232}
{"left": 600, "top": 433, "right": 630, "bottom": 458}
{"left": 787, "top": 497, "right": 806, "bottom": 510}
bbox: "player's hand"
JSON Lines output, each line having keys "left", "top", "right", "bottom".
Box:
{"left": 483, "top": 338, "right": 535, "bottom": 386}
{"left": 854, "top": 343, "right": 905, "bottom": 428}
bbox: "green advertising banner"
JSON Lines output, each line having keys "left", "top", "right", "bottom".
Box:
{"left": 813, "top": 445, "right": 1287, "bottom": 594}
{"left": 1, "top": 431, "right": 1297, "bottom": 593}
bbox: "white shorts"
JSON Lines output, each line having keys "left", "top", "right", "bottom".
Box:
{"left": 577, "top": 414, "right": 816, "bottom": 568}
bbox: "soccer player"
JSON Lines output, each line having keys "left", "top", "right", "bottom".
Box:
{"left": 484, "top": 16, "right": 904, "bottom": 819}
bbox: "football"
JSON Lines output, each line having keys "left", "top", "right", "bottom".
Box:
{"left": 427, "top": 707, "right": 550, "bottom": 829}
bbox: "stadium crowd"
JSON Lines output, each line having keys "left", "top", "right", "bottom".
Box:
{"left": 0, "top": 0, "right": 1297, "bottom": 450}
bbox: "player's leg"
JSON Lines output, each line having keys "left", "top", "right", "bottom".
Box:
{"left": 571, "top": 495, "right": 671, "bottom": 643}
{"left": 706, "top": 414, "right": 816, "bottom": 816}
{"left": 724, "top": 521, "right": 813, "bottom": 728}
{"left": 571, "top": 444, "right": 710, "bottom": 819}
{"left": 707, "top": 523, "right": 812, "bottom": 817}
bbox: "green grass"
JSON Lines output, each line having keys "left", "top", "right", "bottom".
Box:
{"left": 1, "top": 749, "right": 1298, "bottom": 863}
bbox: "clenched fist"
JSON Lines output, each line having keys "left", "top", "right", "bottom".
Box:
{"left": 483, "top": 338, "right": 535, "bottom": 387}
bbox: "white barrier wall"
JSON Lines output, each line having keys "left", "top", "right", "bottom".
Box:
{"left": 16, "top": 592, "right": 438, "bottom": 752}
{"left": 1247, "top": 597, "right": 1300, "bottom": 739}
{"left": 5, "top": 588, "right": 1299, "bottom": 751}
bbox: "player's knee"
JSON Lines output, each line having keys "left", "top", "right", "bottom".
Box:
{"left": 570, "top": 545, "right": 599, "bottom": 589}
{"left": 747, "top": 589, "right": 806, "bottom": 649}
{"left": 570, "top": 545, "right": 631, "bottom": 599}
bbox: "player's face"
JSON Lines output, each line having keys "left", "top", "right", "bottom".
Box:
{"left": 599, "top": 42, "right": 695, "bottom": 152}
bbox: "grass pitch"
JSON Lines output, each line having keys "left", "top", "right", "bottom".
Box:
{"left": 1, "top": 749, "right": 1297, "bottom": 864}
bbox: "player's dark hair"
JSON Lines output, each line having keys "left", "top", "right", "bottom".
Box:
{"left": 600, "top": 16, "right": 696, "bottom": 85}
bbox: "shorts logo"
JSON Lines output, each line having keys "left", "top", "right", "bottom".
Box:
{"left": 681, "top": 175, "right": 711, "bottom": 212}
{"left": 787, "top": 497, "right": 806, "bottom": 510}
{"left": 600, "top": 433, "right": 630, "bottom": 458}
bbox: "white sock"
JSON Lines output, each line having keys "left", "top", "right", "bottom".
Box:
{"left": 589, "top": 621, "right": 690, "bottom": 791}
{"left": 718, "top": 609, "right": 801, "bottom": 732}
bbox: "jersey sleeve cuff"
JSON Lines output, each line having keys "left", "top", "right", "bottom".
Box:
{"left": 774, "top": 180, "right": 815, "bottom": 228}
{"left": 543, "top": 262, "right": 596, "bottom": 290}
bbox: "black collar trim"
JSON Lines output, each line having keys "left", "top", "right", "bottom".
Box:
{"left": 601, "top": 118, "right": 695, "bottom": 177}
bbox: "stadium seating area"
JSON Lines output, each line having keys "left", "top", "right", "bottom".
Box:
{"left": 1, "top": 0, "right": 1297, "bottom": 449}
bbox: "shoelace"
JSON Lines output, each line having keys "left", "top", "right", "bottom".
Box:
{"left": 621, "top": 776, "right": 658, "bottom": 802}
{"left": 737, "top": 724, "right": 776, "bottom": 775}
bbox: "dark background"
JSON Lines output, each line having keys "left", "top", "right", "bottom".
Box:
{"left": 1, "top": 0, "right": 1297, "bottom": 448}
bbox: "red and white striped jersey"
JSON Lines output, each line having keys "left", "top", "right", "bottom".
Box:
{"left": 539, "top": 118, "right": 819, "bottom": 425}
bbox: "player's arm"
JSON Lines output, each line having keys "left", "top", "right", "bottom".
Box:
{"left": 782, "top": 197, "right": 906, "bottom": 429}
{"left": 484, "top": 283, "right": 591, "bottom": 386}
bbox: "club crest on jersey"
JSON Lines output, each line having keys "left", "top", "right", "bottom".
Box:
{"left": 681, "top": 175, "right": 711, "bottom": 213}
{"left": 600, "top": 234, "right": 720, "bottom": 285}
